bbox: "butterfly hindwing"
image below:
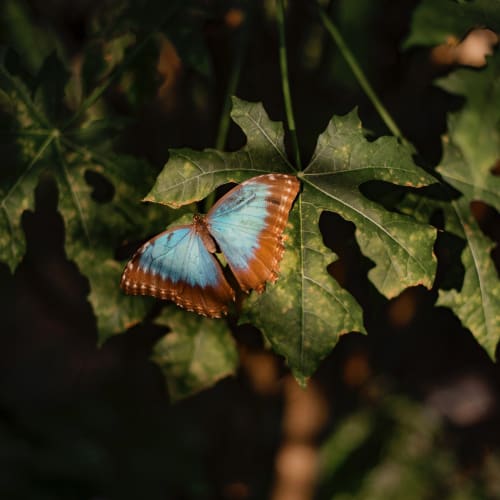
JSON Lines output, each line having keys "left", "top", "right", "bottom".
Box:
{"left": 206, "top": 174, "right": 300, "bottom": 293}
{"left": 121, "top": 224, "right": 235, "bottom": 317}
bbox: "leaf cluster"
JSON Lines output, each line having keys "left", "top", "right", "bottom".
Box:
{"left": 0, "top": 0, "right": 498, "bottom": 401}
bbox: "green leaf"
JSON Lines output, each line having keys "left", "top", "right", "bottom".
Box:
{"left": 0, "top": 49, "right": 177, "bottom": 342}
{"left": 437, "top": 199, "right": 500, "bottom": 358}
{"left": 152, "top": 307, "right": 238, "bottom": 401}
{"left": 301, "top": 110, "right": 438, "bottom": 298}
{"left": 144, "top": 96, "right": 292, "bottom": 206}
{"left": 0, "top": 48, "right": 52, "bottom": 268}
{"left": 242, "top": 197, "right": 365, "bottom": 385}
{"left": 404, "top": 0, "right": 500, "bottom": 49}
{"left": 147, "top": 98, "right": 437, "bottom": 382}
{"left": 54, "top": 144, "right": 177, "bottom": 340}
{"left": 433, "top": 53, "right": 500, "bottom": 357}
{"left": 401, "top": 184, "right": 500, "bottom": 357}
{"left": 436, "top": 53, "right": 500, "bottom": 211}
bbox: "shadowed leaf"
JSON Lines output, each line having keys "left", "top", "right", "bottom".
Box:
{"left": 0, "top": 49, "right": 177, "bottom": 342}
{"left": 152, "top": 307, "right": 238, "bottom": 401}
{"left": 399, "top": 52, "right": 500, "bottom": 358}
{"left": 435, "top": 53, "right": 500, "bottom": 356}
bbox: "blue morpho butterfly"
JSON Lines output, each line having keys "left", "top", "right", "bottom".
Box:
{"left": 121, "top": 174, "right": 300, "bottom": 317}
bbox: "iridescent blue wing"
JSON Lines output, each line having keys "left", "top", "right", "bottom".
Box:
{"left": 121, "top": 224, "right": 235, "bottom": 317}
{"left": 206, "top": 174, "right": 300, "bottom": 293}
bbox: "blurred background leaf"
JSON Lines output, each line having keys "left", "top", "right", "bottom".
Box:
{"left": 404, "top": 0, "right": 500, "bottom": 49}
{"left": 317, "top": 395, "right": 500, "bottom": 500}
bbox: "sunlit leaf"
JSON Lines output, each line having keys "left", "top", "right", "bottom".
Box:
{"left": 301, "top": 110, "right": 437, "bottom": 299}
{"left": 147, "top": 98, "right": 437, "bottom": 381}
{"left": 144, "top": 97, "right": 291, "bottom": 206}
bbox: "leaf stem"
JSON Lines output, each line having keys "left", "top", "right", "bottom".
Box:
{"left": 204, "top": 10, "right": 250, "bottom": 212}
{"left": 276, "top": 0, "right": 302, "bottom": 170}
{"left": 215, "top": 26, "right": 248, "bottom": 152}
{"left": 317, "top": 3, "right": 408, "bottom": 145}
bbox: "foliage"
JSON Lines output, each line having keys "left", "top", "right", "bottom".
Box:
{"left": 404, "top": 0, "right": 500, "bottom": 48}
{"left": 0, "top": 0, "right": 498, "bottom": 401}
{"left": 1, "top": 0, "right": 500, "bottom": 498}
{"left": 434, "top": 52, "right": 500, "bottom": 356}
{"left": 398, "top": 45, "right": 500, "bottom": 358}
{"left": 152, "top": 307, "right": 238, "bottom": 402}
{"left": 317, "top": 396, "right": 500, "bottom": 500}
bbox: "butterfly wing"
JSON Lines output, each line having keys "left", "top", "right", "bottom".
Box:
{"left": 121, "top": 224, "right": 235, "bottom": 317}
{"left": 206, "top": 174, "right": 300, "bottom": 293}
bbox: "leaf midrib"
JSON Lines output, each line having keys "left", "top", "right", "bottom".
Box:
{"left": 240, "top": 108, "right": 292, "bottom": 170}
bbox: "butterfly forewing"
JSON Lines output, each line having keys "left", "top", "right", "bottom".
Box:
{"left": 206, "top": 174, "right": 300, "bottom": 293}
{"left": 121, "top": 224, "right": 235, "bottom": 317}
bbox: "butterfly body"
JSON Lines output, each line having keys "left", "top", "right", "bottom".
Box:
{"left": 121, "top": 174, "right": 300, "bottom": 317}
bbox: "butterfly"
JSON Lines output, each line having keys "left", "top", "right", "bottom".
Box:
{"left": 121, "top": 173, "right": 300, "bottom": 318}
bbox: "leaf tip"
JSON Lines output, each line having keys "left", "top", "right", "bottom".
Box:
{"left": 293, "top": 374, "right": 309, "bottom": 389}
